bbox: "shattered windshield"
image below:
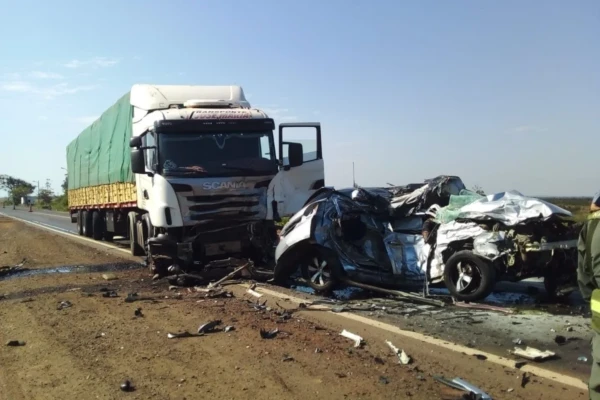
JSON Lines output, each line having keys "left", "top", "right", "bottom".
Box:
{"left": 159, "top": 131, "right": 277, "bottom": 177}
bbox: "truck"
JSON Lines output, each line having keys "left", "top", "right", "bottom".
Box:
{"left": 66, "top": 84, "right": 325, "bottom": 275}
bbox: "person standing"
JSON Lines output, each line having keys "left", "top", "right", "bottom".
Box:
{"left": 577, "top": 192, "right": 600, "bottom": 399}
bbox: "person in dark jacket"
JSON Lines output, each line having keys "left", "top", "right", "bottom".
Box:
{"left": 577, "top": 192, "right": 600, "bottom": 399}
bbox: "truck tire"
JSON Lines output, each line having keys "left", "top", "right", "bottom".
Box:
{"left": 82, "top": 211, "right": 93, "bottom": 238}
{"left": 103, "top": 231, "right": 114, "bottom": 242}
{"left": 76, "top": 211, "right": 84, "bottom": 236}
{"left": 443, "top": 250, "right": 496, "bottom": 302}
{"left": 128, "top": 212, "right": 144, "bottom": 256}
{"left": 92, "top": 211, "right": 104, "bottom": 241}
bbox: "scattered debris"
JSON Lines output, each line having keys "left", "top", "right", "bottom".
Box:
{"left": 207, "top": 263, "right": 251, "bottom": 289}
{"left": 167, "top": 332, "right": 196, "bottom": 339}
{"left": 102, "top": 290, "right": 118, "bottom": 298}
{"left": 101, "top": 273, "right": 117, "bottom": 281}
{"left": 385, "top": 340, "right": 411, "bottom": 364}
{"left": 474, "top": 354, "right": 487, "bottom": 361}
{"left": 379, "top": 376, "right": 389, "bottom": 385}
{"left": 315, "top": 348, "right": 323, "bottom": 354}
{"left": 507, "top": 388, "right": 514, "bottom": 393}
{"left": 567, "top": 326, "right": 574, "bottom": 332}
{"left": 168, "top": 286, "right": 178, "bottom": 291}
{"left": 342, "top": 278, "right": 445, "bottom": 307}
{"left": 341, "top": 330, "right": 364, "bottom": 348}
{"left": 514, "top": 361, "right": 527, "bottom": 369}
{"left": 134, "top": 308, "right": 143, "bottom": 317}
{"left": 521, "top": 372, "right": 530, "bottom": 388}
{"left": 578, "top": 356, "right": 588, "bottom": 363}
{"left": 512, "top": 347, "right": 556, "bottom": 361}
{"left": 282, "top": 354, "right": 294, "bottom": 362}
{"left": 246, "top": 288, "right": 263, "bottom": 298}
{"left": 512, "top": 338, "right": 523, "bottom": 345}
{"left": 198, "top": 320, "right": 222, "bottom": 334}
{"left": 57, "top": 300, "right": 72, "bottom": 310}
{"left": 120, "top": 380, "right": 134, "bottom": 392}
{"left": 335, "top": 372, "right": 347, "bottom": 378}
{"left": 6, "top": 340, "right": 26, "bottom": 347}
{"left": 433, "top": 376, "right": 492, "bottom": 400}
{"left": 260, "top": 328, "right": 279, "bottom": 339}
{"left": 455, "top": 302, "right": 514, "bottom": 314}
{"left": 223, "top": 326, "right": 235, "bottom": 333}
{"left": 554, "top": 335, "right": 567, "bottom": 345}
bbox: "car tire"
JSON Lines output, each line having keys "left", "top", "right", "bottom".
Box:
{"left": 443, "top": 250, "right": 496, "bottom": 302}
{"left": 299, "top": 246, "right": 342, "bottom": 294}
{"left": 92, "top": 211, "right": 104, "bottom": 241}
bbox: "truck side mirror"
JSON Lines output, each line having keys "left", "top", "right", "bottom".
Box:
{"left": 131, "top": 149, "right": 146, "bottom": 174}
{"left": 130, "top": 136, "right": 142, "bottom": 148}
{"left": 288, "top": 142, "right": 304, "bottom": 168}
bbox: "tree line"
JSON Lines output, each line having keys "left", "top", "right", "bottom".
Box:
{"left": 0, "top": 174, "right": 68, "bottom": 210}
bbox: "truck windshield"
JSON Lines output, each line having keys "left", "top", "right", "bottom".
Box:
{"left": 158, "top": 132, "right": 277, "bottom": 177}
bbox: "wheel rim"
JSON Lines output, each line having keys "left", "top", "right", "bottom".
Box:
{"left": 453, "top": 261, "right": 482, "bottom": 294}
{"left": 305, "top": 256, "right": 331, "bottom": 288}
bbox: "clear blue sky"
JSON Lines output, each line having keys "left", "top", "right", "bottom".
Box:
{"left": 0, "top": 0, "right": 598, "bottom": 196}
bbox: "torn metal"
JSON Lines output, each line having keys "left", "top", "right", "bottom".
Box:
{"left": 434, "top": 376, "right": 492, "bottom": 400}
{"left": 273, "top": 176, "right": 579, "bottom": 302}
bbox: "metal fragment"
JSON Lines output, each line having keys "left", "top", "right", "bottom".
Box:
{"left": 340, "top": 329, "right": 364, "bottom": 348}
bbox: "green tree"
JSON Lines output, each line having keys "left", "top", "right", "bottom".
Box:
{"left": 0, "top": 175, "right": 35, "bottom": 206}
{"left": 38, "top": 179, "right": 54, "bottom": 207}
{"left": 61, "top": 174, "right": 68, "bottom": 194}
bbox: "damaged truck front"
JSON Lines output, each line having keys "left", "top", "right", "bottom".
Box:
{"left": 273, "top": 176, "right": 580, "bottom": 302}
{"left": 67, "top": 84, "right": 325, "bottom": 275}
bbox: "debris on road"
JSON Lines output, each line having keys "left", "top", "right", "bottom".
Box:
{"left": 578, "top": 356, "right": 588, "bottom": 363}
{"left": 207, "top": 263, "right": 251, "bottom": 289}
{"left": 167, "top": 332, "right": 196, "bottom": 339}
{"left": 134, "top": 308, "right": 143, "bottom": 317}
{"left": 6, "top": 340, "right": 26, "bottom": 347}
{"left": 512, "top": 346, "right": 556, "bottom": 361}
{"left": 260, "top": 328, "right": 279, "bottom": 339}
{"left": 474, "top": 354, "right": 488, "bottom": 361}
{"left": 246, "top": 288, "right": 263, "bottom": 298}
{"left": 521, "top": 372, "right": 530, "bottom": 388}
{"left": 282, "top": 354, "right": 294, "bottom": 362}
{"left": 454, "top": 302, "right": 514, "bottom": 314}
{"left": 512, "top": 338, "right": 523, "bottom": 345}
{"left": 0, "top": 258, "right": 27, "bottom": 277}
{"left": 102, "top": 273, "right": 117, "bottom": 281}
{"left": 102, "top": 290, "right": 118, "bottom": 298}
{"left": 197, "top": 320, "right": 221, "bottom": 334}
{"left": 120, "top": 380, "right": 134, "bottom": 392}
{"left": 554, "top": 335, "right": 567, "bottom": 345}
{"left": 223, "top": 326, "right": 235, "bottom": 333}
{"left": 57, "top": 300, "right": 73, "bottom": 310}
{"left": 341, "top": 329, "right": 364, "bottom": 348}
{"left": 433, "top": 376, "right": 492, "bottom": 400}
{"left": 514, "top": 361, "right": 527, "bottom": 369}
{"left": 385, "top": 340, "right": 411, "bottom": 364}
{"left": 379, "top": 376, "right": 389, "bottom": 385}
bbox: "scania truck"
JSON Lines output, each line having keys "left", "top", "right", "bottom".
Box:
{"left": 66, "top": 84, "right": 324, "bottom": 274}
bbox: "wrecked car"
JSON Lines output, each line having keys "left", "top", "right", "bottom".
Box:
{"left": 273, "top": 176, "right": 580, "bottom": 302}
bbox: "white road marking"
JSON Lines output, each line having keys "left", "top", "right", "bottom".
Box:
{"left": 1, "top": 211, "right": 588, "bottom": 392}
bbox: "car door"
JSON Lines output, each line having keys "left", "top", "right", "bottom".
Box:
{"left": 267, "top": 123, "right": 325, "bottom": 220}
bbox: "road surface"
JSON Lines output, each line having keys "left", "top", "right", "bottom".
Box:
{"left": 0, "top": 206, "right": 593, "bottom": 391}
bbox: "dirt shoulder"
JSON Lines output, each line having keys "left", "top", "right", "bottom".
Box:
{"left": 0, "top": 217, "right": 589, "bottom": 399}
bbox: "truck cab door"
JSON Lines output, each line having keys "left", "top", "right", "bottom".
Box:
{"left": 267, "top": 123, "right": 324, "bottom": 220}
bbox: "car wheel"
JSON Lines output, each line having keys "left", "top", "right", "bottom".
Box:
{"left": 443, "top": 250, "right": 496, "bottom": 302}
{"left": 300, "top": 247, "right": 341, "bottom": 293}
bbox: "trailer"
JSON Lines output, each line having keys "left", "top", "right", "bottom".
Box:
{"left": 67, "top": 84, "right": 325, "bottom": 275}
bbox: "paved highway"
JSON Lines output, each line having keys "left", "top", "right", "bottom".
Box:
{"left": 1, "top": 206, "right": 76, "bottom": 234}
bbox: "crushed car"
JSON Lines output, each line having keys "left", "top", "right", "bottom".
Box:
{"left": 273, "top": 176, "right": 580, "bottom": 302}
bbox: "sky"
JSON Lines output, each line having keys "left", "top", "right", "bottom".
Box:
{"left": 0, "top": 0, "right": 598, "bottom": 197}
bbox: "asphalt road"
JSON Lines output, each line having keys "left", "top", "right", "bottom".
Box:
{"left": 0, "top": 204, "right": 593, "bottom": 383}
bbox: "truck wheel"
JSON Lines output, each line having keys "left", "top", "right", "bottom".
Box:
{"left": 128, "top": 212, "right": 144, "bottom": 256}
{"left": 92, "top": 211, "right": 104, "bottom": 241}
{"left": 82, "top": 211, "right": 93, "bottom": 238}
{"left": 443, "top": 250, "right": 496, "bottom": 302}
{"left": 103, "top": 231, "right": 114, "bottom": 242}
{"left": 76, "top": 211, "right": 84, "bottom": 236}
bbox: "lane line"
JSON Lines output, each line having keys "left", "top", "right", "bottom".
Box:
{"left": 244, "top": 284, "right": 588, "bottom": 391}
{"left": 1, "top": 211, "right": 588, "bottom": 392}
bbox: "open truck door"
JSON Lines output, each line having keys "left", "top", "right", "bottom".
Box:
{"left": 267, "top": 123, "right": 325, "bottom": 220}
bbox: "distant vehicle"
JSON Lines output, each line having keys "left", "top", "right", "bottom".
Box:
{"left": 66, "top": 84, "right": 325, "bottom": 276}
{"left": 273, "top": 176, "right": 579, "bottom": 302}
